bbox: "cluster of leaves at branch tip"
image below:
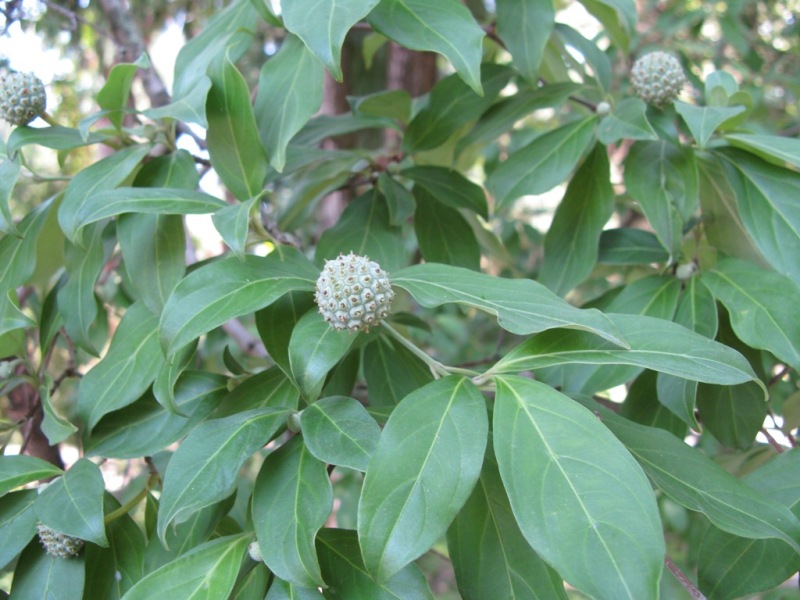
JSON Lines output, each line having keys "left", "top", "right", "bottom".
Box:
{"left": 631, "top": 51, "right": 687, "bottom": 108}
{"left": 0, "top": 71, "right": 46, "bottom": 126}
{"left": 35, "top": 522, "right": 84, "bottom": 559}
{"left": 314, "top": 252, "right": 394, "bottom": 333}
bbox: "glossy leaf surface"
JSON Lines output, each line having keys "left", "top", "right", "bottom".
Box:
{"left": 493, "top": 376, "right": 663, "bottom": 599}
{"left": 358, "top": 376, "right": 488, "bottom": 581}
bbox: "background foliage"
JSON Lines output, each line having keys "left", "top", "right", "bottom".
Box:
{"left": 1, "top": 0, "right": 800, "bottom": 598}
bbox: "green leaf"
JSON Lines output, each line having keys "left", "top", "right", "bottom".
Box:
{"left": 697, "top": 153, "right": 767, "bottom": 266}
{"left": 300, "top": 396, "right": 382, "bottom": 472}
{"left": 495, "top": 0, "right": 554, "bottom": 82}
{"left": 367, "top": 0, "right": 485, "bottom": 95}
{"left": 211, "top": 366, "right": 300, "bottom": 418}
{"left": 144, "top": 497, "right": 234, "bottom": 573}
{"left": 487, "top": 117, "right": 597, "bottom": 210}
{"left": 447, "top": 444, "right": 567, "bottom": 600}
{"left": 35, "top": 458, "right": 108, "bottom": 546}
{"left": 624, "top": 140, "right": 698, "bottom": 257}
{"left": 494, "top": 313, "right": 762, "bottom": 391}
{"left": 362, "top": 335, "right": 434, "bottom": 409}
{"left": 85, "top": 371, "right": 228, "bottom": 459}
{"left": 84, "top": 495, "right": 146, "bottom": 600}
{"left": 0, "top": 199, "right": 52, "bottom": 296}
{"left": 97, "top": 54, "right": 148, "bottom": 129}
{"left": 39, "top": 379, "right": 77, "bottom": 445}
{"left": 413, "top": 187, "right": 480, "bottom": 270}
{"left": 656, "top": 277, "right": 717, "bottom": 430}
{"left": 725, "top": 133, "right": 800, "bottom": 169}
{"left": 392, "top": 263, "right": 628, "bottom": 346}
{"left": 577, "top": 0, "right": 636, "bottom": 52}
{"left": 619, "top": 371, "right": 687, "bottom": 438}
{"left": 401, "top": 166, "right": 488, "bottom": 219}
{"left": 696, "top": 381, "right": 766, "bottom": 449}
{"left": 257, "top": 293, "right": 316, "bottom": 378}
{"left": 555, "top": 24, "right": 612, "bottom": 92}
{"left": 212, "top": 196, "right": 258, "bottom": 260}
{"left": 493, "top": 376, "right": 663, "bottom": 599}
{"left": 457, "top": 83, "right": 581, "bottom": 153}
{"left": 282, "top": 0, "right": 379, "bottom": 80}
{"left": 674, "top": 101, "right": 746, "bottom": 148}
{"left": 376, "top": 173, "right": 415, "bottom": 226}
{"left": 0, "top": 490, "right": 38, "bottom": 569}
{"left": 143, "top": 77, "right": 212, "bottom": 127}
{"left": 601, "top": 409, "right": 800, "bottom": 553}
{"left": 119, "top": 213, "right": 186, "bottom": 315}
{"left": 598, "top": 228, "right": 670, "bottom": 265}
{"left": 288, "top": 310, "right": 358, "bottom": 401}
{"left": 0, "top": 455, "right": 62, "bottom": 497}
{"left": 316, "top": 528, "right": 434, "bottom": 599}
{"left": 542, "top": 275, "right": 681, "bottom": 393}
{"left": 122, "top": 534, "right": 250, "bottom": 600}
{"left": 278, "top": 154, "right": 363, "bottom": 230}
{"left": 77, "top": 302, "right": 164, "bottom": 430}
{"left": 265, "top": 578, "right": 323, "bottom": 600}
{"left": 539, "top": 143, "right": 613, "bottom": 295}
{"left": 0, "top": 290, "right": 35, "bottom": 337}
{"left": 597, "top": 98, "right": 658, "bottom": 144}
{"left": 717, "top": 149, "right": 800, "bottom": 286}
{"left": 698, "top": 449, "right": 800, "bottom": 599}
{"left": 0, "top": 157, "right": 20, "bottom": 234}
{"left": 253, "top": 437, "right": 332, "bottom": 588}
{"left": 58, "top": 222, "right": 112, "bottom": 355}
{"left": 352, "top": 89, "right": 411, "bottom": 123}
{"left": 152, "top": 342, "right": 198, "bottom": 417}
{"left": 207, "top": 51, "right": 269, "bottom": 200}
{"left": 403, "top": 64, "right": 511, "bottom": 153}
{"left": 157, "top": 409, "right": 290, "bottom": 544}
{"left": 117, "top": 151, "right": 196, "bottom": 314}
{"left": 159, "top": 248, "right": 318, "bottom": 358}
{"left": 358, "top": 376, "right": 488, "bottom": 581}
{"left": 58, "top": 144, "right": 152, "bottom": 245}
{"left": 74, "top": 188, "right": 226, "bottom": 236}
{"left": 9, "top": 542, "right": 85, "bottom": 600}
{"left": 171, "top": 0, "right": 257, "bottom": 100}
{"left": 315, "top": 189, "right": 405, "bottom": 273}
{"left": 606, "top": 274, "right": 681, "bottom": 319}
{"left": 231, "top": 563, "right": 270, "bottom": 600}
{"left": 702, "top": 257, "right": 800, "bottom": 370}
{"left": 255, "top": 34, "right": 324, "bottom": 172}
{"left": 7, "top": 125, "right": 106, "bottom": 155}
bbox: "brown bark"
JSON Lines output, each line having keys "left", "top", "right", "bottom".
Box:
{"left": 386, "top": 44, "right": 438, "bottom": 97}
{"left": 7, "top": 380, "right": 64, "bottom": 468}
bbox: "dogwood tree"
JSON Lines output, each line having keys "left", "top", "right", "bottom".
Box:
{"left": 1, "top": 0, "right": 799, "bottom": 598}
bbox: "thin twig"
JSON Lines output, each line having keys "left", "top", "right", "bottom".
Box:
{"left": 222, "top": 319, "right": 267, "bottom": 358}
{"left": 43, "top": 0, "right": 112, "bottom": 38}
{"left": 761, "top": 428, "right": 786, "bottom": 454}
{"left": 768, "top": 365, "right": 791, "bottom": 387}
{"left": 665, "top": 555, "right": 705, "bottom": 600}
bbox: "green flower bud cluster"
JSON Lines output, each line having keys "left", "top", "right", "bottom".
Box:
{"left": 0, "top": 71, "right": 46, "bottom": 126}
{"left": 315, "top": 252, "right": 394, "bottom": 333}
{"left": 631, "top": 51, "right": 686, "bottom": 108}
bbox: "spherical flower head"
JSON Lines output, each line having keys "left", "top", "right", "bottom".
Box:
{"left": 0, "top": 71, "right": 46, "bottom": 126}
{"left": 631, "top": 51, "right": 686, "bottom": 108}
{"left": 36, "top": 522, "right": 84, "bottom": 558}
{"left": 315, "top": 252, "right": 395, "bottom": 333}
